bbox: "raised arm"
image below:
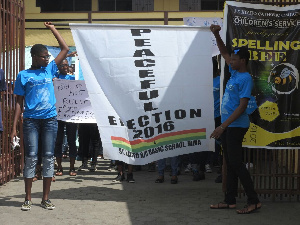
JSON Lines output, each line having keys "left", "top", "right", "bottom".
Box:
{"left": 44, "top": 22, "right": 69, "bottom": 66}
{"left": 210, "top": 25, "right": 231, "bottom": 66}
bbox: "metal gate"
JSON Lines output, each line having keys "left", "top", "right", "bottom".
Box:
{"left": 0, "top": 0, "right": 25, "bottom": 185}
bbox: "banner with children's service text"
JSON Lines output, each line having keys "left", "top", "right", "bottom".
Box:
{"left": 224, "top": 2, "right": 300, "bottom": 149}
{"left": 70, "top": 24, "right": 214, "bottom": 164}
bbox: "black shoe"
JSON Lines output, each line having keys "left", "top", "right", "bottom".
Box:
{"left": 126, "top": 173, "right": 135, "bottom": 183}
{"left": 193, "top": 170, "right": 205, "bottom": 181}
{"left": 113, "top": 173, "right": 125, "bottom": 182}
{"left": 215, "top": 174, "right": 222, "bottom": 183}
{"left": 171, "top": 176, "right": 178, "bottom": 184}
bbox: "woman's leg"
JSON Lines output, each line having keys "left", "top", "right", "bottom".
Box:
{"left": 23, "top": 118, "right": 40, "bottom": 201}
{"left": 54, "top": 121, "right": 65, "bottom": 175}
{"left": 157, "top": 158, "right": 166, "bottom": 177}
{"left": 66, "top": 122, "right": 78, "bottom": 171}
{"left": 170, "top": 156, "right": 179, "bottom": 176}
{"left": 41, "top": 117, "right": 58, "bottom": 201}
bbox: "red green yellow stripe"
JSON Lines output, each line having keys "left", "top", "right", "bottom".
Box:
{"left": 111, "top": 129, "right": 206, "bottom": 153}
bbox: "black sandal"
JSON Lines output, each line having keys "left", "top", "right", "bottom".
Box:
{"left": 236, "top": 203, "right": 261, "bottom": 214}
{"left": 55, "top": 168, "right": 63, "bottom": 176}
{"left": 69, "top": 168, "right": 77, "bottom": 176}
{"left": 171, "top": 176, "right": 178, "bottom": 184}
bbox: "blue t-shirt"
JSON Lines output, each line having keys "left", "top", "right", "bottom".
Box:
{"left": 221, "top": 65, "right": 253, "bottom": 128}
{"left": 14, "top": 61, "right": 58, "bottom": 119}
{"left": 213, "top": 76, "right": 220, "bottom": 118}
{"left": 55, "top": 73, "right": 75, "bottom": 80}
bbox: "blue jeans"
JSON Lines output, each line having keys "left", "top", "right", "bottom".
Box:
{"left": 157, "top": 156, "right": 178, "bottom": 176}
{"left": 54, "top": 121, "right": 77, "bottom": 158}
{"left": 23, "top": 117, "right": 58, "bottom": 178}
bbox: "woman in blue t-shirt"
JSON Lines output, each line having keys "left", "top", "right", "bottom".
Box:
{"left": 209, "top": 24, "right": 261, "bottom": 214}
{"left": 11, "top": 22, "right": 69, "bottom": 211}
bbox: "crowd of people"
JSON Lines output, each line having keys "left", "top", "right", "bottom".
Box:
{"left": 9, "top": 22, "right": 260, "bottom": 214}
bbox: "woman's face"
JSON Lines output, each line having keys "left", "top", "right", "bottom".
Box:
{"left": 33, "top": 50, "right": 50, "bottom": 67}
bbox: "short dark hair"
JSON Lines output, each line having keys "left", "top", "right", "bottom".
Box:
{"left": 30, "top": 44, "right": 47, "bottom": 57}
{"left": 232, "top": 46, "right": 250, "bottom": 65}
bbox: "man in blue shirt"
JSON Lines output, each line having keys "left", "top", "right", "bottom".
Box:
{"left": 209, "top": 24, "right": 261, "bottom": 214}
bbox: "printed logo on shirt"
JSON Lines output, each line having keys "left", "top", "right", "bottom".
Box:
{"left": 28, "top": 77, "right": 52, "bottom": 87}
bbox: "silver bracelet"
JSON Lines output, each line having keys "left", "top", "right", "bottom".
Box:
{"left": 220, "top": 125, "right": 225, "bottom": 130}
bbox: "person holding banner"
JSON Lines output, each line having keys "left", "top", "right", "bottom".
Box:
{"left": 54, "top": 59, "right": 78, "bottom": 177}
{"left": 209, "top": 24, "right": 261, "bottom": 214}
{"left": 10, "top": 22, "right": 69, "bottom": 211}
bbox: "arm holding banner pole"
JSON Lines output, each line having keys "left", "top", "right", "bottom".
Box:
{"left": 210, "top": 25, "right": 230, "bottom": 66}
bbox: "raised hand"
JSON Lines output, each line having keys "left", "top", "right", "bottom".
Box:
{"left": 210, "top": 24, "right": 221, "bottom": 35}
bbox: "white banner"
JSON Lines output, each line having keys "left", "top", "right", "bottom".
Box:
{"left": 70, "top": 24, "right": 215, "bottom": 165}
{"left": 184, "top": 17, "right": 223, "bottom": 57}
{"left": 54, "top": 79, "right": 96, "bottom": 123}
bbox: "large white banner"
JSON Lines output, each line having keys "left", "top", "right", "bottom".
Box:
{"left": 70, "top": 24, "right": 214, "bottom": 165}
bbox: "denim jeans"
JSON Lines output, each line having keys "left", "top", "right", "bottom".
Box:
{"left": 23, "top": 117, "right": 58, "bottom": 178}
{"left": 157, "top": 156, "right": 178, "bottom": 176}
{"left": 221, "top": 127, "right": 259, "bottom": 205}
{"left": 54, "top": 121, "right": 77, "bottom": 158}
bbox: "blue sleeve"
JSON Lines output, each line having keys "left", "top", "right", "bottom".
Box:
{"left": 13, "top": 73, "right": 25, "bottom": 96}
{"left": 47, "top": 60, "right": 58, "bottom": 78}
{"left": 239, "top": 76, "right": 252, "bottom": 99}
{"left": 69, "top": 75, "right": 75, "bottom": 80}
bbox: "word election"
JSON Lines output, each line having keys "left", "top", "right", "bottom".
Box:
{"left": 108, "top": 108, "right": 201, "bottom": 139}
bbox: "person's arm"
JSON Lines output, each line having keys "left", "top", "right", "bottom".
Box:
{"left": 10, "top": 95, "right": 24, "bottom": 143}
{"left": 44, "top": 22, "right": 69, "bottom": 66}
{"left": 66, "top": 51, "right": 77, "bottom": 58}
{"left": 210, "top": 98, "right": 249, "bottom": 139}
{"left": 210, "top": 25, "right": 231, "bottom": 66}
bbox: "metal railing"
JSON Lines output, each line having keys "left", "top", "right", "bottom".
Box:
{"left": 0, "top": 0, "right": 25, "bottom": 185}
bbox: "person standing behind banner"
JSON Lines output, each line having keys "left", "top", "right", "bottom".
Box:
{"left": 10, "top": 22, "right": 69, "bottom": 211}
{"left": 77, "top": 123, "right": 101, "bottom": 172}
{"left": 54, "top": 59, "right": 78, "bottom": 177}
{"left": 0, "top": 68, "right": 7, "bottom": 155}
{"left": 212, "top": 57, "right": 223, "bottom": 183}
{"left": 209, "top": 24, "right": 261, "bottom": 214}
{"left": 155, "top": 156, "right": 179, "bottom": 184}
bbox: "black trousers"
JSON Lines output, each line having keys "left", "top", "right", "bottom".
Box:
{"left": 221, "top": 127, "right": 259, "bottom": 205}
{"left": 78, "top": 123, "right": 101, "bottom": 163}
